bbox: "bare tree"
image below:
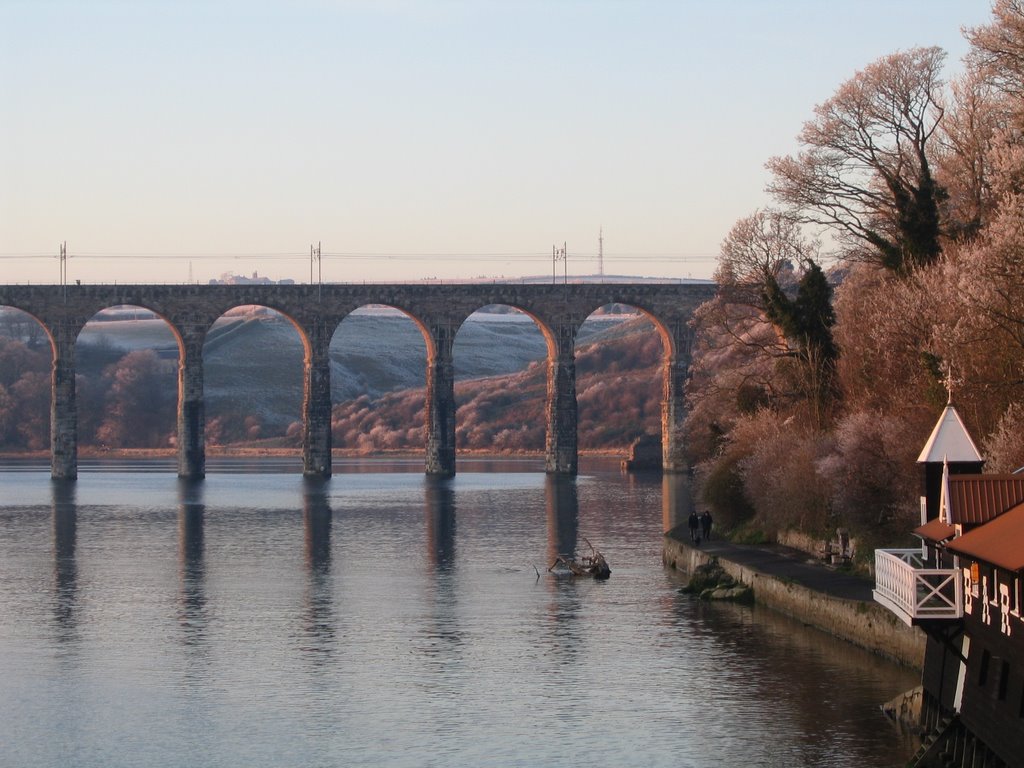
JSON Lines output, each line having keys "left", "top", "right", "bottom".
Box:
{"left": 715, "top": 209, "right": 819, "bottom": 306}
{"left": 767, "top": 47, "right": 947, "bottom": 274}
{"left": 935, "top": 71, "right": 1009, "bottom": 239}
{"left": 966, "top": 0, "right": 1024, "bottom": 103}
{"left": 958, "top": 197, "right": 1024, "bottom": 357}
{"left": 688, "top": 208, "right": 839, "bottom": 454}
{"left": 963, "top": 0, "right": 1024, "bottom": 203}
{"left": 706, "top": 210, "right": 818, "bottom": 382}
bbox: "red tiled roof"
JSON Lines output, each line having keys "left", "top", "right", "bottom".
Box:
{"left": 914, "top": 518, "right": 955, "bottom": 543}
{"left": 946, "top": 475, "right": 1024, "bottom": 525}
{"left": 946, "top": 502, "right": 1024, "bottom": 572}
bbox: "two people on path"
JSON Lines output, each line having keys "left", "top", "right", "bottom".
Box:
{"left": 688, "top": 514, "right": 712, "bottom": 544}
{"left": 688, "top": 510, "right": 714, "bottom": 543}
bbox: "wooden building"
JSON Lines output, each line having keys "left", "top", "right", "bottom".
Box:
{"left": 873, "top": 401, "right": 1024, "bottom": 768}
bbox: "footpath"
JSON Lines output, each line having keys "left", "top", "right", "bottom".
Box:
{"left": 689, "top": 535, "right": 873, "bottom": 599}
{"left": 662, "top": 526, "right": 925, "bottom": 668}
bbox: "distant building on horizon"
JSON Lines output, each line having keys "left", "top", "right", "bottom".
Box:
{"left": 209, "top": 271, "right": 295, "bottom": 286}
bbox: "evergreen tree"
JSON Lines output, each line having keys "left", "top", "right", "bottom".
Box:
{"left": 762, "top": 260, "right": 839, "bottom": 426}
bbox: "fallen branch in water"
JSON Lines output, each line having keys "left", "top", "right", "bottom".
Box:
{"left": 547, "top": 538, "right": 611, "bottom": 580}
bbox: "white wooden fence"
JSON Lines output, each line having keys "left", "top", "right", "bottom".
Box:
{"left": 873, "top": 548, "right": 962, "bottom": 625}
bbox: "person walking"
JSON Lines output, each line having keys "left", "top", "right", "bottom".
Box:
{"left": 700, "top": 510, "right": 713, "bottom": 541}
{"left": 688, "top": 511, "right": 700, "bottom": 543}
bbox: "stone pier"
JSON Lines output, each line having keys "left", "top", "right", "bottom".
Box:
{"left": 50, "top": 331, "right": 78, "bottom": 481}
{"left": 301, "top": 316, "right": 334, "bottom": 478}
{"left": 177, "top": 333, "right": 206, "bottom": 479}
{"left": 662, "top": 321, "right": 697, "bottom": 473}
{"left": 425, "top": 324, "right": 457, "bottom": 476}
{"left": 545, "top": 326, "right": 578, "bottom": 475}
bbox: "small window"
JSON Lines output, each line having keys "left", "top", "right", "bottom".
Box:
{"left": 998, "top": 660, "right": 1010, "bottom": 701}
{"left": 979, "top": 649, "right": 991, "bottom": 686}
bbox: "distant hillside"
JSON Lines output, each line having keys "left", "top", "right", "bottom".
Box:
{"left": 0, "top": 310, "right": 665, "bottom": 453}
{"left": 328, "top": 315, "right": 664, "bottom": 453}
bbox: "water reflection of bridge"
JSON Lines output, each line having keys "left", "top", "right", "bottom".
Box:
{"left": 0, "top": 282, "right": 715, "bottom": 480}
{"left": 46, "top": 472, "right": 694, "bottom": 647}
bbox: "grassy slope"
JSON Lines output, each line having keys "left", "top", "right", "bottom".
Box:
{"left": 71, "top": 312, "right": 663, "bottom": 450}
{"left": 329, "top": 315, "right": 664, "bottom": 453}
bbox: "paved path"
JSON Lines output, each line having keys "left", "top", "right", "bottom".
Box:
{"left": 675, "top": 530, "right": 875, "bottom": 601}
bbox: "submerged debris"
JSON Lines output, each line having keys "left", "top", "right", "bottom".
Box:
{"left": 548, "top": 538, "right": 611, "bottom": 580}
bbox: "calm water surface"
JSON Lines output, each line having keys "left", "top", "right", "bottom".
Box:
{"left": 0, "top": 458, "right": 917, "bottom": 767}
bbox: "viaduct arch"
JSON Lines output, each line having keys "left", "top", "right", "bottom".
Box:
{"left": 0, "top": 282, "right": 717, "bottom": 480}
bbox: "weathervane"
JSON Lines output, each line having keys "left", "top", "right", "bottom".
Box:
{"left": 942, "top": 362, "right": 957, "bottom": 404}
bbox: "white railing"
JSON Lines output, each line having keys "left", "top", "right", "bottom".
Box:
{"left": 873, "top": 548, "right": 962, "bottom": 626}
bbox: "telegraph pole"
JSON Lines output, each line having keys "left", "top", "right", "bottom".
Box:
{"left": 552, "top": 242, "right": 567, "bottom": 285}
{"left": 59, "top": 241, "right": 68, "bottom": 300}
{"left": 311, "top": 241, "right": 322, "bottom": 299}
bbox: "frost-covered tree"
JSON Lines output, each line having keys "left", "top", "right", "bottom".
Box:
{"left": 716, "top": 209, "right": 817, "bottom": 306}
{"left": 967, "top": 0, "right": 1024, "bottom": 104}
{"left": 687, "top": 212, "right": 819, "bottom": 454}
{"left": 958, "top": 198, "right": 1024, "bottom": 358}
{"left": 935, "top": 70, "right": 1008, "bottom": 239}
{"left": 94, "top": 350, "right": 176, "bottom": 448}
{"left": 982, "top": 404, "right": 1024, "bottom": 473}
{"left": 686, "top": 5, "right": 1024, "bottom": 548}
{"left": 0, "top": 337, "right": 51, "bottom": 449}
{"left": 816, "top": 410, "right": 921, "bottom": 543}
{"left": 767, "top": 47, "right": 947, "bottom": 274}
{"left": 730, "top": 410, "right": 830, "bottom": 535}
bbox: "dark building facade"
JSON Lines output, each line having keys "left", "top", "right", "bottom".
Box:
{"left": 873, "top": 402, "right": 1024, "bottom": 768}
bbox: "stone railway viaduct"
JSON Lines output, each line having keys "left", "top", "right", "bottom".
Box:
{"left": 0, "top": 282, "right": 717, "bottom": 480}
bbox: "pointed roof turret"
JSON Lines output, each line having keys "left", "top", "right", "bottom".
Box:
{"left": 917, "top": 403, "right": 983, "bottom": 464}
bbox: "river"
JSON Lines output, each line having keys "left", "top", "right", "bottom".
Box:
{"left": 0, "top": 458, "right": 918, "bottom": 767}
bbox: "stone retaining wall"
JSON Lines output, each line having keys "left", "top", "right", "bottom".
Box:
{"left": 663, "top": 533, "right": 925, "bottom": 669}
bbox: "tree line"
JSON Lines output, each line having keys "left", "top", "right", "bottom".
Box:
{"left": 0, "top": 338, "right": 181, "bottom": 451}
{"left": 686, "top": 0, "right": 1024, "bottom": 551}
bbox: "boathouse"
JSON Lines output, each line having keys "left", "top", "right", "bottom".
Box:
{"left": 872, "top": 400, "right": 1024, "bottom": 768}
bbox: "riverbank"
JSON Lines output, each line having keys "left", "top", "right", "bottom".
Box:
{"left": 0, "top": 447, "right": 629, "bottom": 460}
{"left": 663, "top": 526, "right": 925, "bottom": 668}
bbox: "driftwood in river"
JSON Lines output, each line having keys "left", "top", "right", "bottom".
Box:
{"left": 548, "top": 539, "right": 611, "bottom": 580}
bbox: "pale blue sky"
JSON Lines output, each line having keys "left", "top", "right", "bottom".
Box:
{"left": 1, "top": 1, "right": 994, "bottom": 285}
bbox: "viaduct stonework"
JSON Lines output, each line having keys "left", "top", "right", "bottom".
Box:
{"left": 0, "top": 282, "right": 717, "bottom": 480}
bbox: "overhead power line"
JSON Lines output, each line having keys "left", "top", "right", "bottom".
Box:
{"left": 0, "top": 250, "right": 717, "bottom": 263}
